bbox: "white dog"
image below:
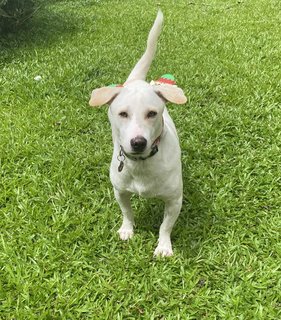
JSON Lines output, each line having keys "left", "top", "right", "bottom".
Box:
{"left": 89, "top": 10, "right": 187, "bottom": 256}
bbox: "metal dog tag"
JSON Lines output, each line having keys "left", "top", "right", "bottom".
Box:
{"left": 118, "top": 161, "right": 124, "bottom": 172}
{"left": 117, "top": 147, "right": 126, "bottom": 172}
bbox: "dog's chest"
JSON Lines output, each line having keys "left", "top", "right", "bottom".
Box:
{"left": 127, "top": 174, "right": 162, "bottom": 198}
{"left": 112, "top": 161, "right": 168, "bottom": 198}
{"left": 129, "top": 173, "right": 158, "bottom": 197}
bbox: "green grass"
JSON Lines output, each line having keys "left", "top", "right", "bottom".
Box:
{"left": 1, "top": 0, "right": 281, "bottom": 318}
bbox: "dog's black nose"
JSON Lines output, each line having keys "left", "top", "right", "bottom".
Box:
{"left": 130, "top": 136, "right": 147, "bottom": 152}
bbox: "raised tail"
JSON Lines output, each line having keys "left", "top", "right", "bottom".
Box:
{"left": 125, "top": 10, "right": 164, "bottom": 84}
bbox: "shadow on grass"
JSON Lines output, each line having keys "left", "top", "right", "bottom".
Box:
{"left": 0, "top": 4, "right": 85, "bottom": 63}
{"left": 176, "top": 168, "right": 214, "bottom": 258}
{"left": 135, "top": 159, "right": 214, "bottom": 258}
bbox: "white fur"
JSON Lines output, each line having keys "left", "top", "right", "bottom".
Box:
{"left": 89, "top": 10, "right": 187, "bottom": 256}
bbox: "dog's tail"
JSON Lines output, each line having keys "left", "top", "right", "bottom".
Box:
{"left": 125, "top": 10, "right": 163, "bottom": 84}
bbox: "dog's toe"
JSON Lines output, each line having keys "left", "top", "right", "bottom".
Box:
{"left": 118, "top": 228, "right": 134, "bottom": 241}
{"left": 154, "top": 244, "right": 173, "bottom": 257}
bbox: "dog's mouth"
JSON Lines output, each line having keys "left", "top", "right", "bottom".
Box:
{"left": 120, "top": 143, "right": 159, "bottom": 162}
{"left": 130, "top": 151, "right": 145, "bottom": 155}
{"left": 120, "top": 145, "right": 150, "bottom": 158}
{"left": 129, "top": 144, "right": 153, "bottom": 157}
{"left": 127, "top": 150, "right": 149, "bottom": 158}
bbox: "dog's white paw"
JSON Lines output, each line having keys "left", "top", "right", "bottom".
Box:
{"left": 118, "top": 227, "right": 134, "bottom": 240}
{"left": 154, "top": 243, "right": 173, "bottom": 257}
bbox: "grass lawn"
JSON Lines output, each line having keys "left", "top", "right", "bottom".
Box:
{"left": 1, "top": 0, "right": 281, "bottom": 318}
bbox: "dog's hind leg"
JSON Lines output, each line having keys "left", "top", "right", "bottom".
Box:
{"left": 154, "top": 196, "right": 182, "bottom": 257}
{"left": 114, "top": 189, "right": 134, "bottom": 240}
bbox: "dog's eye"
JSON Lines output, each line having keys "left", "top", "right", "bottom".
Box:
{"left": 147, "top": 111, "right": 158, "bottom": 118}
{"left": 119, "top": 111, "right": 128, "bottom": 118}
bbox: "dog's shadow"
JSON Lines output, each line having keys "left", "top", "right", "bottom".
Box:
{"left": 176, "top": 170, "right": 214, "bottom": 258}
{"left": 135, "top": 161, "right": 214, "bottom": 258}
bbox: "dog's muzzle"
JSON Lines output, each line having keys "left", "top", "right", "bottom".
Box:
{"left": 118, "top": 136, "right": 161, "bottom": 172}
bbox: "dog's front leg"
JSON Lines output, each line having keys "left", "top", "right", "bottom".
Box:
{"left": 154, "top": 196, "right": 182, "bottom": 257}
{"left": 114, "top": 188, "right": 134, "bottom": 240}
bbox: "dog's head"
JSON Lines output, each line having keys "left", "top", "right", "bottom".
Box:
{"left": 89, "top": 80, "right": 186, "bottom": 157}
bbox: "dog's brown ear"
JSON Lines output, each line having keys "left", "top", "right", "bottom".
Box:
{"left": 153, "top": 84, "right": 187, "bottom": 105}
{"left": 89, "top": 87, "right": 123, "bottom": 107}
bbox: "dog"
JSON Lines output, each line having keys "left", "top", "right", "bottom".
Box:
{"left": 89, "top": 10, "right": 187, "bottom": 256}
